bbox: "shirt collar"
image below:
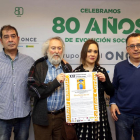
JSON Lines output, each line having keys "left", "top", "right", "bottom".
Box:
{"left": 2, "top": 48, "right": 19, "bottom": 60}
{"left": 128, "top": 57, "right": 140, "bottom": 68}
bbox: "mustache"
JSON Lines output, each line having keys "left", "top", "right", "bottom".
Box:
{"left": 51, "top": 53, "right": 61, "bottom": 58}
{"left": 8, "top": 42, "right": 15, "bottom": 45}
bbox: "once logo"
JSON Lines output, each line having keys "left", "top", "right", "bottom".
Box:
{"left": 14, "top": 7, "right": 24, "bottom": 17}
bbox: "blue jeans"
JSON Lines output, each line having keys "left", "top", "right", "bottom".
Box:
{"left": 115, "top": 113, "right": 140, "bottom": 140}
{"left": 0, "top": 114, "right": 31, "bottom": 140}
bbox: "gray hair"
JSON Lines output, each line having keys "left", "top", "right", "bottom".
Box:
{"left": 42, "top": 36, "right": 65, "bottom": 56}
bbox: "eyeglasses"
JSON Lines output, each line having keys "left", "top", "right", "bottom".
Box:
{"left": 127, "top": 44, "right": 140, "bottom": 50}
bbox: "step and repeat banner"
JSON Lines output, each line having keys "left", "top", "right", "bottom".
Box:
{"left": 0, "top": 0, "right": 139, "bottom": 139}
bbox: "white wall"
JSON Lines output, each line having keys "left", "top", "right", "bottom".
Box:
{"left": 1, "top": 0, "right": 139, "bottom": 139}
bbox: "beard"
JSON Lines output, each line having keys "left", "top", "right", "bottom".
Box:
{"left": 47, "top": 52, "right": 63, "bottom": 65}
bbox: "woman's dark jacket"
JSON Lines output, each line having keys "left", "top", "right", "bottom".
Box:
{"left": 73, "top": 64, "right": 114, "bottom": 103}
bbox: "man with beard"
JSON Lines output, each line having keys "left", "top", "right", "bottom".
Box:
{"left": 28, "top": 37, "right": 72, "bottom": 140}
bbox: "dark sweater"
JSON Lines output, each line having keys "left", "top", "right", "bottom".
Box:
{"left": 110, "top": 59, "right": 140, "bottom": 116}
{"left": 28, "top": 56, "right": 72, "bottom": 126}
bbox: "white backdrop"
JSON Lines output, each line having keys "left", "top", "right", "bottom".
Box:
{"left": 0, "top": 0, "right": 140, "bottom": 139}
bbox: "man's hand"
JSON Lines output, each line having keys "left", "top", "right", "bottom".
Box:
{"left": 56, "top": 73, "right": 65, "bottom": 83}
{"left": 110, "top": 104, "right": 121, "bottom": 121}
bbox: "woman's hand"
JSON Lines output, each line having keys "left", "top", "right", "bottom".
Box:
{"left": 96, "top": 72, "right": 106, "bottom": 82}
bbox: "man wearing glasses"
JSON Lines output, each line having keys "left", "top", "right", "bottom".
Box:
{"left": 110, "top": 33, "right": 140, "bottom": 140}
